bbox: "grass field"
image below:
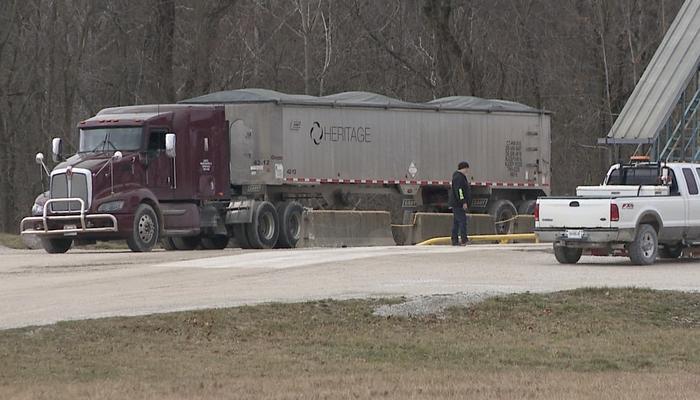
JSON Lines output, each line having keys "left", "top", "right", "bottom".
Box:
{"left": 1, "top": 288, "right": 699, "bottom": 399}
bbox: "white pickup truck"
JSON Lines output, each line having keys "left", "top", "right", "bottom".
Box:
{"left": 535, "top": 161, "right": 700, "bottom": 265}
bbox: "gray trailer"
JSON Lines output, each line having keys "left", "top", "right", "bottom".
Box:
{"left": 181, "top": 89, "right": 551, "bottom": 234}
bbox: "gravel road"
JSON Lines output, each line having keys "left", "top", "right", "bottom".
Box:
{"left": 2, "top": 243, "right": 700, "bottom": 329}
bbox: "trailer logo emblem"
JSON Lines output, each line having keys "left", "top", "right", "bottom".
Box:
{"left": 310, "top": 121, "right": 323, "bottom": 145}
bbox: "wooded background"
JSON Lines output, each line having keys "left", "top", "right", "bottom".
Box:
{"left": 0, "top": 0, "right": 684, "bottom": 233}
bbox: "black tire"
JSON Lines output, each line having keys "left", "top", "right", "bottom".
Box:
{"left": 517, "top": 199, "right": 537, "bottom": 215}
{"left": 629, "top": 224, "right": 658, "bottom": 265}
{"left": 659, "top": 242, "right": 683, "bottom": 259}
{"left": 127, "top": 204, "right": 159, "bottom": 252}
{"left": 201, "top": 235, "right": 230, "bottom": 250}
{"left": 171, "top": 235, "right": 201, "bottom": 250}
{"left": 160, "top": 237, "right": 177, "bottom": 251}
{"left": 489, "top": 199, "right": 517, "bottom": 235}
{"left": 233, "top": 223, "right": 252, "bottom": 249}
{"left": 245, "top": 201, "right": 279, "bottom": 249}
{"left": 41, "top": 238, "right": 73, "bottom": 254}
{"left": 553, "top": 244, "right": 582, "bottom": 264}
{"left": 276, "top": 201, "right": 304, "bottom": 248}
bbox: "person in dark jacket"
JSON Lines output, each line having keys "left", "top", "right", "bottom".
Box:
{"left": 448, "top": 161, "right": 471, "bottom": 245}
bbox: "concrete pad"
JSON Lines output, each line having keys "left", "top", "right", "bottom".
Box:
{"left": 298, "top": 210, "right": 395, "bottom": 248}
{"left": 393, "top": 213, "right": 495, "bottom": 245}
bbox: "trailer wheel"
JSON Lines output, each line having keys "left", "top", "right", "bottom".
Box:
{"left": 553, "top": 244, "right": 582, "bottom": 264}
{"left": 171, "top": 236, "right": 201, "bottom": 251}
{"left": 127, "top": 204, "right": 159, "bottom": 252}
{"left": 517, "top": 200, "right": 537, "bottom": 215}
{"left": 201, "top": 235, "right": 229, "bottom": 250}
{"left": 629, "top": 224, "right": 658, "bottom": 265}
{"left": 659, "top": 242, "right": 683, "bottom": 259}
{"left": 41, "top": 238, "right": 73, "bottom": 254}
{"left": 245, "top": 201, "right": 279, "bottom": 249}
{"left": 489, "top": 199, "right": 517, "bottom": 235}
{"left": 160, "top": 237, "right": 177, "bottom": 251}
{"left": 233, "top": 224, "right": 252, "bottom": 249}
{"left": 276, "top": 201, "right": 303, "bottom": 248}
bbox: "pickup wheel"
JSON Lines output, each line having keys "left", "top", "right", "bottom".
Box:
{"left": 201, "top": 235, "right": 229, "bottom": 250}
{"left": 629, "top": 224, "right": 658, "bottom": 265}
{"left": 553, "top": 244, "right": 582, "bottom": 264}
{"left": 127, "top": 204, "right": 159, "bottom": 252}
{"left": 41, "top": 238, "right": 73, "bottom": 254}
{"left": 245, "top": 201, "right": 279, "bottom": 249}
{"left": 659, "top": 243, "right": 683, "bottom": 259}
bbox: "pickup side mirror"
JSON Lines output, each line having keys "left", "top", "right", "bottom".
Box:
{"left": 51, "top": 138, "right": 63, "bottom": 162}
{"left": 165, "top": 133, "right": 176, "bottom": 158}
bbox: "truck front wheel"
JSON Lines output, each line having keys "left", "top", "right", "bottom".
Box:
{"left": 127, "top": 204, "right": 159, "bottom": 252}
{"left": 41, "top": 238, "right": 73, "bottom": 254}
{"left": 629, "top": 224, "right": 658, "bottom": 265}
{"left": 553, "top": 244, "right": 582, "bottom": 264}
{"left": 489, "top": 199, "right": 517, "bottom": 235}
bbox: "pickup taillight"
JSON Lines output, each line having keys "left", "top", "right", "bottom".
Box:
{"left": 610, "top": 203, "right": 620, "bottom": 222}
{"left": 534, "top": 202, "right": 539, "bottom": 222}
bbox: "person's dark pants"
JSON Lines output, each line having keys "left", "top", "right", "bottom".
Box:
{"left": 451, "top": 207, "right": 468, "bottom": 245}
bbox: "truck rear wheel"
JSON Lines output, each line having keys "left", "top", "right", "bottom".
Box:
{"left": 233, "top": 224, "right": 252, "bottom": 249}
{"left": 41, "top": 238, "right": 73, "bottom": 254}
{"left": 276, "top": 201, "right": 303, "bottom": 248}
{"left": 489, "top": 199, "right": 517, "bottom": 235}
{"left": 553, "top": 244, "right": 582, "bottom": 264}
{"left": 517, "top": 200, "right": 537, "bottom": 215}
{"left": 172, "top": 236, "right": 201, "bottom": 250}
{"left": 245, "top": 201, "right": 279, "bottom": 249}
{"left": 201, "top": 235, "right": 229, "bottom": 250}
{"left": 127, "top": 204, "right": 159, "bottom": 252}
{"left": 629, "top": 224, "right": 658, "bottom": 265}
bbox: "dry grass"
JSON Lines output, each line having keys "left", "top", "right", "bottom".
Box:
{"left": 1, "top": 288, "right": 699, "bottom": 399}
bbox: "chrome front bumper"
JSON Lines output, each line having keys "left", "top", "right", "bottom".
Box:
{"left": 20, "top": 198, "right": 118, "bottom": 236}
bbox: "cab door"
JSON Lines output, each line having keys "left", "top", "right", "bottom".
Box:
{"left": 145, "top": 128, "right": 174, "bottom": 199}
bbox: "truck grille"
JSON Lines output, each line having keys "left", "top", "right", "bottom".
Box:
{"left": 50, "top": 171, "right": 90, "bottom": 212}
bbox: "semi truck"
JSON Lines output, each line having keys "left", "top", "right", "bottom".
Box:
{"left": 21, "top": 89, "right": 551, "bottom": 253}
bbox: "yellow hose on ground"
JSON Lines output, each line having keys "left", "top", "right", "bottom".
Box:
{"left": 417, "top": 233, "right": 538, "bottom": 246}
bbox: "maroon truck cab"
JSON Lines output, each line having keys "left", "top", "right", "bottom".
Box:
{"left": 21, "top": 105, "right": 230, "bottom": 253}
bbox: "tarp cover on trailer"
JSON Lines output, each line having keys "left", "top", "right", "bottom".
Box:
{"left": 602, "top": 0, "right": 700, "bottom": 144}
{"left": 180, "top": 88, "right": 546, "bottom": 114}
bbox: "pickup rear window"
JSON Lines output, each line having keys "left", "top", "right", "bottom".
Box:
{"left": 606, "top": 167, "right": 659, "bottom": 185}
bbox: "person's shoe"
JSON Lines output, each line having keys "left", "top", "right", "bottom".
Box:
{"left": 460, "top": 239, "right": 470, "bottom": 246}
{"left": 451, "top": 241, "right": 460, "bottom": 246}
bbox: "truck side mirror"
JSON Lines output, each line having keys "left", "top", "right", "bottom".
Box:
{"left": 661, "top": 168, "right": 669, "bottom": 185}
{"left": 51, "top": 138, "right": 63, "bottom": 162}
{"left": 35, "top": 152, "right": 45, "bottom": 165}
{"left": 165, "top": 133, "right": 176, "bottom": 158}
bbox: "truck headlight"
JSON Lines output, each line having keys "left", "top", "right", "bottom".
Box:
{"left": 31, "top": 203, "right": 44, "bottom": 216}
{"left": 98, "top": 200, "right": 125, "bottom": 212}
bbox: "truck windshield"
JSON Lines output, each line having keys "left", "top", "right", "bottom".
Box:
{"left": 79, "top": 127, "right": 143, "bottom": 152}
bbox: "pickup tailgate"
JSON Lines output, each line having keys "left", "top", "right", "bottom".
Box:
{"left": 537, "top": 198, "right": 612, "bottom": 229}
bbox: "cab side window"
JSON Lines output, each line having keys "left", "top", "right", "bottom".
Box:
{"left": 148, "top": 130, "right": 167, "bottom": 152}
{"left": 683, "top": 168, "right": 699, "bottom": 195}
